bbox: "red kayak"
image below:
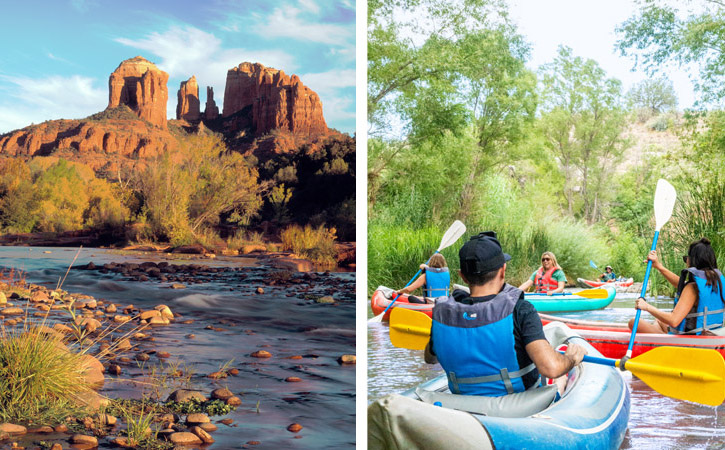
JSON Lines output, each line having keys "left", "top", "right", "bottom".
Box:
{"left": 577, "top": 277, "right": 634, "bottom": 289}
{"left": 370, "top": 287, "right": 433, "bottom": 321}
{"left": 539, "top": 313, "right": 725, "bottom": 359}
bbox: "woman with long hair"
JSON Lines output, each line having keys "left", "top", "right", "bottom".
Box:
{"left": 630, "top": 238, "right": 725, "bottom": 335}
{"left": 518, "top": 251, "right": 567, "bottom": 296}
{"left": 396, "top": 253, "right": 450, "bottom": 303}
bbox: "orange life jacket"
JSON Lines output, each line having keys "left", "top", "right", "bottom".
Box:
{"left": 534, "top": 267, "right": 559, "bottom": 293}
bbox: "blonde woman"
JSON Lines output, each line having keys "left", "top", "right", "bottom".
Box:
{"left": 396, "top": 253, "right": 450, "bottom": 303}
{"left": 518, "top": 252, "right": 567, "bottom": 296}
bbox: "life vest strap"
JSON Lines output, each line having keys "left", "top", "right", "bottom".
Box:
{"left": 447, "top": 363, "right": 536, "bottom": 395}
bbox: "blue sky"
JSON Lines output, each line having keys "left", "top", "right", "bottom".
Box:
{"left": 508, "top": 0, "right": 695, "bottom": 108}
{"left": 0, "top": 0, "right": 355, "bottom": 134}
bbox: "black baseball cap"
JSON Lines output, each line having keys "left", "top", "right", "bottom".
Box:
{"left": 459, "top": 231, "right": 511, "bottom": 275}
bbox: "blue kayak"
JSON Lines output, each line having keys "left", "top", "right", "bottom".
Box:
{"left": 368, "top": 322, "right": 630, "bottom": 450}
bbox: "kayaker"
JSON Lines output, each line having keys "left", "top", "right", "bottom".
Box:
{"left": 424, "top": 231, "right": 586, "bottom": 397}
{"left": 517, "top": 252, "right": 567, "bottom": 296}
{"left": 630, "top": 237, "right": 725, "bottom": 335}
{"left": 395, "top": 253, "right": 450, "bottom": 304}
{"left": 600, "top": 266, "right": 617, "bottom": 282}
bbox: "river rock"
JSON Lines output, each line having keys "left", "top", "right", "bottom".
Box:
{"left": 139, "top": 310, "right": 160, "bottom": 320}
{"left": 0, "top": 292, "right": 6, "bottom": 305}
{"left": 167, "top": 389, "right": 207, "bottom": 403}
{"left": 226, "top": 396, "right": 242, "bottom": 406}
{"left": 70, "top": 434, "right": 98, "bottom": 446}
{"left": 114, "top": 338, "right": 132, "bottom": 351}
{"left": 251, "top": 350, "right": 272, "bottom": 358}
{"left": 113, "top": 315, "right": 131, "bottom": 324}
{"left": 338, "top": 354, "right": 356, "bottom": 364}
{"left": 211, "top": 388, "right": 233, "bottom": 401}
{"left": 0, "top": 423, "right": 26, "bottom": 435}
{"left": 316, "top": 296, "right": 335, "bottom": 304}
{"left": 287, "top": 423, "right": 303, "bottom": 432}
{"left": 155, "top": 304, "right": 174, "bottom": 319}
{"left": 80, "top": 354, "right": 105, "bottom": 388}
{"left": 105, "top": 304, "right": 117, "bottom": 313}
{"left": 74, "top": 317, "right": 101, "bottom": 333}
{"left": 256, "top": 287, "right": 264, "bottom": 294}
{"left": 190, "top": 426, "right": 214, "bottom": 444}
{"left": 169, "top": 432, "right": 202, "bottom": 445}
{"left": 1, "top": 307, "right": 23, "bottom": 315}
{"left": 170, "top": 283, "right": 186, "bottom": 289}
{"left": 200, "top": 422, "right": 218, "bottom": 432}
{"left": 186, "top": 413, "right": 210, "bottom": 426}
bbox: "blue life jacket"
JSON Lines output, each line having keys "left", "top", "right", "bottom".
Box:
{"left": 424, "top": 267, "right": 450, "bottom": 297}
{"left": 431, "top": 284, "right": 535, "bottom": 396}
{"left": 671, "top": 268, "right": 725, "bottom": 335}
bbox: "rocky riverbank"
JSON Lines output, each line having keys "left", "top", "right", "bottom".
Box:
{"left": 0, "top": 248, "right": 355, "bottom": 449}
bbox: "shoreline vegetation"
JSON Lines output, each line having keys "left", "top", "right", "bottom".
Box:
{"left": 0, "top": 253, "right": 355, "bottom": 449}
{"left": 0, "top": 121, "right": 356, "bottom": 270}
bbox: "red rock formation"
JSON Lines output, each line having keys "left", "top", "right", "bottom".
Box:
{"left": 176, "top": 76, "right": 200, "bottom": 121}
{"left": 204, "top": 86, "right": 219, "bottom": 121}
{"left": 222, "top": 62, "right": 327, "bottom": 136}
{"left": 0, "top": 118, "right": 178, "bottom": 172}
{"left": 108, "top": 56, "right": 169, "bottom": 128}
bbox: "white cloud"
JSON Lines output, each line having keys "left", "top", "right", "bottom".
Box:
{"left": 253, "top": 6, "right": 353, "bottom": 46}
{"left": 299, "top": 0, "right": 320, "bottom": 14}
{"left": 0, "top": 74, "right": 106, "bottom": 133}
{"left": 300, "top": 69, "right": 356, "bottom": 130}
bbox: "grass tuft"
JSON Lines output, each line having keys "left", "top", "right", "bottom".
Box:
{"left": 280, "top": 224, "right": 338, "bottom": 265}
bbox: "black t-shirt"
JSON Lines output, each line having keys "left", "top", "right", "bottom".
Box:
{"left": 430, "top": 288, "right": 546, "bottom": 390}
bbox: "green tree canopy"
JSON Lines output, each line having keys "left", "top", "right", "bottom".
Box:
{"left": 539, "top": 46, "right": 629, "bottom": 223}
{"left": 616, "top": 1, "right": 725, "bottom": 104}
{"left": 627, "top": 77, "right": 678, "bottom": 115}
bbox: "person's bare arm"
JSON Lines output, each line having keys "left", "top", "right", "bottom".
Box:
{"left": 548, "top": 280, "right": 566, "bottom": 295}
{"left": 635, "top": 283, "right": 697, "bottom": 328}
{"left": 518, "top": 279, "right": 533, "bottom": 292}
{"left": 648, "top": 250, "right": 679, "bottom": 287}
{"left": 397, "top": 274, "right": 426, "bottom": 294}
{"left": 525, "top": 340, "right": 586, "bottom": 378}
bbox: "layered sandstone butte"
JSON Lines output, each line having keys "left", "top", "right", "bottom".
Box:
{"left": 222, "top": 62, "right": 327, "bottom": 136}
{"left": 108, "top": 56, "right": 169, "bottom": 128}
{"left": 204, "top": 86, "right": 219, "bottom": 120}
{"left": 176, "top": 76, "right": 200, "bottom": 121}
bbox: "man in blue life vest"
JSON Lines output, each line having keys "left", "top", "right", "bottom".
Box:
{"left": 424, "top": 231, "right": 586, "bottom": 396}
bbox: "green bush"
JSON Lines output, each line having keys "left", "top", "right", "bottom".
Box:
{"left": 280, "top": 224, "right": 338, "bottom": 265}
{"left": 0, "top": 326, "right": 90, "bottom": 424}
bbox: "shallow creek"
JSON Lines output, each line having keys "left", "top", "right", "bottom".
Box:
{"left": 368, "top": 292, "right": 725, "bottom": 449}
{"left": 0, "top": 246, "right": 355, "bottom": 449}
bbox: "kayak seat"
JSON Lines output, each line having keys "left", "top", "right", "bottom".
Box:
{"left": 414, "top": 384, "right": 558, "bottom": 418}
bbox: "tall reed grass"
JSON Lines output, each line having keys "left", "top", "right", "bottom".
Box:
{"left": 280, "top": 224, "right": 338, "bottom": 265}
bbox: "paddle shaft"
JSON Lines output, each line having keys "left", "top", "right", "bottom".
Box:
{"left": 627, "top": 230, "right": 660, "bottom": 357}
{"left": 380, "top": 251, "right": 438, "bottom": 318}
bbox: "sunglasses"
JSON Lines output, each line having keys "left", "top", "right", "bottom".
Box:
{"left": 682, "top": 255, "right": 689, "bottom": 263}
{"left": 541, "top": 258, "right": 551, "bottom": 262}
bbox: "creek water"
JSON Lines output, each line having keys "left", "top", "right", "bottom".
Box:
{"left": 0, "top": 246, "right": 355, "bottom": 449}
{"left": 368, "top": 292, "right": 725, "bottom": 449}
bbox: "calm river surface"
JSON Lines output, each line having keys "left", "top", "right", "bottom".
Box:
{"left": 0, "top": 246, "right": 355, "bottom": 449}
{"left": 368, "top": 292, "right": 725, "bottom": 449}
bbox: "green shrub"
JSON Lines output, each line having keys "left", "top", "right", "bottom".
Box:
{"left": 0, "top": 326, "right": 91, "bottom": 424}
{"left": 280, "top": 224, "right": 338, "bottom": 265}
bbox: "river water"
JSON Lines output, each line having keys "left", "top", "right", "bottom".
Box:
{"left": 368, "top": 292, "right": 725, "bottom": 449}
{"left": 0, "top": 246, "right": 355, "bottom": 449}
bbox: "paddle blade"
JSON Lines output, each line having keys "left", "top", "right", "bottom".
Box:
{"left": 589, "top": 260, "right": 598, "bottom": 270}
{"left": 389, "top": 308, "right": 432, "bottom": 350}
{"left": 437, "top": 220, "right": 466, "bottom": 252}
{"left": 626, "top": 346, "right": 725, "bottom": 406}
{"left": 654, "top": 179, "right": 677, "bottom": 231}
{"left": 575, "top": 288, "right": 609, "bottom": 299}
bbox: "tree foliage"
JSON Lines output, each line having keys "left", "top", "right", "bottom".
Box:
{"left": 627, "top": 77, "right": 678, "bottom": 116}
{"left": 538, "top": 46, "right": 629, "bottom": 223}
{"left": 616, "top": 1, "right": 725, "bottom": 104}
